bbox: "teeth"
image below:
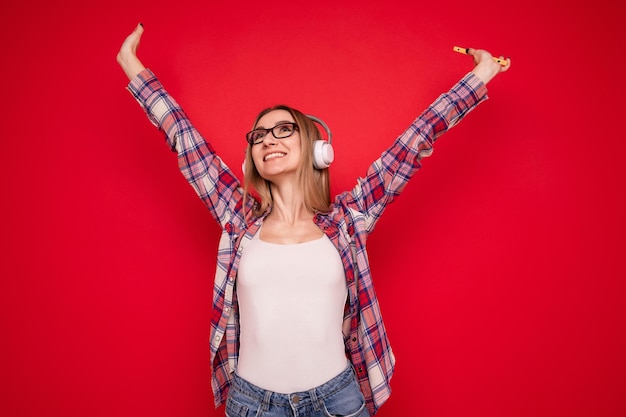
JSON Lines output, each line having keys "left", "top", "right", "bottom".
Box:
{"left": 264, "top": 152, "right": 286, "bottom": 161}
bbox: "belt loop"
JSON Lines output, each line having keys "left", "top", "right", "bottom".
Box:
{"left": 309, "top": 388, "right": 322, "bottom": 411}
{"left": 261, "top": 390, "right": 272, "bottom": 412}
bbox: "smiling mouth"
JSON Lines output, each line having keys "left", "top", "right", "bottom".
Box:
{"left": 263, "top": 152, "right": 286, "bottom": 161}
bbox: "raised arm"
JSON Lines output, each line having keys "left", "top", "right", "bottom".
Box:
{"left": 339, "top": 47, "right": 510, "bottom": 233}
{"left": 116, "top": 24, "right": 254, "bottom": 229}
{"left": 116, "top": 23, "right": 147, "bottom": 80}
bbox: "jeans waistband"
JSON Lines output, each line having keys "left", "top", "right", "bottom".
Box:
{"left": 231, "top": 363, "right": 355, "bottom": 410}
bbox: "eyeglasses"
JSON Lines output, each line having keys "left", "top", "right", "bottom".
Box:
{"left": 246, "top": 122, "right": 299, "bottom": 145}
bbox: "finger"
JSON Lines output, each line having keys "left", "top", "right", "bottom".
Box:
{"left": 501, "top": 56, "right": 511, "bottom": 72}
{"left": 465, "top": 48, "right": 480, "bottom": 65}
{"left": 133, "top": 23, "right": 144, "bottom": 51}
{"left": 133, "top": 22, "right": 144, "bottom": 44}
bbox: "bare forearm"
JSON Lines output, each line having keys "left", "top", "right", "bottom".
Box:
{"left": 117, "top": 53, "right": 145, "bottom": 81}
{"left": 471, "top": 61, "right": 501, "bottom": 85}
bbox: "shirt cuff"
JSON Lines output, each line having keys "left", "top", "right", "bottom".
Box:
{"left": 461, "top": 71, "right": 489, "bottom": 103}
{"left": 126, "top": 68, "right": 163, "bottom": 128}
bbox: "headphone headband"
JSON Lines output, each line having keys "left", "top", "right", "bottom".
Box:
{"left": 306, "top": 115, "right": 332, "bottom": 145}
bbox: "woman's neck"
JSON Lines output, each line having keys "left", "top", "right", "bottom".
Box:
{"left": 260, "top": 180, "right": 323, "bottom": 244}
{"left": 268, "top": 182, "right": 312, "bottom": 225}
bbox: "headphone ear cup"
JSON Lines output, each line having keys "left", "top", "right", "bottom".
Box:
{"left": 312, "top": 140, "right": 334, "bottom": 169}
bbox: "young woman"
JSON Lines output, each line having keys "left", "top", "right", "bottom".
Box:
{"left": 117, "top": 23, "right": 509, "bottom": 417}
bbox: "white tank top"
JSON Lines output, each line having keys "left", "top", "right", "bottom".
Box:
{"left": 236, "top": 229, "right": 348, "bottom": 393}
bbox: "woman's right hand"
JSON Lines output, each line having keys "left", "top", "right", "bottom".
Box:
{"left": 117, "top": 23, "right": 146, "bottom": 81}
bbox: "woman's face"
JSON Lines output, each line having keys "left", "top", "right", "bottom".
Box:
{"left": 250, "top": 109, "right": 302, "bottom": 181}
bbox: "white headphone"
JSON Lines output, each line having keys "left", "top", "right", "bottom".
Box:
{"left": 307, "top": 115, "right": 334, "bottom": 169}
{"left": 242, "top": 115, "right": 334, "bottom": 174}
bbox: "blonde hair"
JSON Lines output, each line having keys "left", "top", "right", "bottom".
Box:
{"left": 243, "top": 105, "right": 331, "bottom": 216}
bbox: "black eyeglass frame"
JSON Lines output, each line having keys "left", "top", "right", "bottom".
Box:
{"left": 245, "top": 122, "right": 300, "bottom": 145}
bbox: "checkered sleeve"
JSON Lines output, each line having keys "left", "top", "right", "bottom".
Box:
{"left": 127, "top": 69, "right": 246, "bottom": 227}
{"left": 346, "top": 72, "right": 488, "bottom": 233}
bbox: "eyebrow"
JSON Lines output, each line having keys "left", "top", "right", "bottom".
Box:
{"left": 254, "top": 120, "right": 294, "bottom": 130}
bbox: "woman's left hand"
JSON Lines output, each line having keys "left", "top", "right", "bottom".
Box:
{"left": 467, "top": 48, "right": 511, "bottom": 84}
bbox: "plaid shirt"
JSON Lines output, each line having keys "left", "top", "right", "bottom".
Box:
{"left": 127, "top": 69, "right": 487, "bottom": 415}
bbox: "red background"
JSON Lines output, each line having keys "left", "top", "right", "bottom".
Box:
{"left": 2, "top": 1, "right": 625, "bottom": 416}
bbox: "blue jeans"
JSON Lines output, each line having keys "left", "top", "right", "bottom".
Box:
{"left": 225, "top": 364, "right": 370, "bottom": 417}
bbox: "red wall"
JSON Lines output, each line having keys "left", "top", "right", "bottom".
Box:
{"left": 2, "top": 1, "right": 625, "bottom": 416}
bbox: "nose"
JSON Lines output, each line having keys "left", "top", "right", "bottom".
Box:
{"left": 261, "top": 133, "right": 278, "bottom": 146}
